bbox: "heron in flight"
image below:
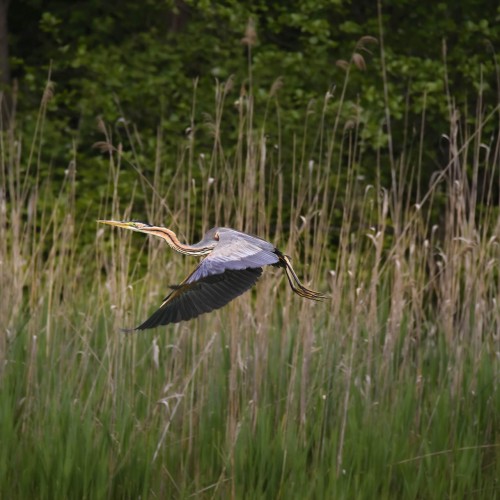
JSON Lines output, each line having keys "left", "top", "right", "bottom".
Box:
{"left": 99, "top": 220, "right": 326, "bottom": 330}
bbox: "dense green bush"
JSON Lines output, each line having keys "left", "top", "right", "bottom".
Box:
{"left": 6, "top": 0, "right": 500, "bottom": 227}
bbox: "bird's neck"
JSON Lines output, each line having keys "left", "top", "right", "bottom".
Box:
{"left": 154, "top": 227, "right": 214, "bottom": 256}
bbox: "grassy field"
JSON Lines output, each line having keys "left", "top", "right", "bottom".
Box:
{"left": 1, "top": 67, "right": 499, "bottom": 499}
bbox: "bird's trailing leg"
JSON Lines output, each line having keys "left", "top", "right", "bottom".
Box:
{"left": 280, "top": 254, "right": 328, "bottom": 301}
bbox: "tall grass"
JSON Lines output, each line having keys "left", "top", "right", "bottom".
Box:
{"left": 1, "top": 54, "right": 499, "bottom": 498}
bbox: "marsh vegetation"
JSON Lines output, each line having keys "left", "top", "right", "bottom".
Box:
{"left": 1, "top": 13, "right": 499, "bottom": 499}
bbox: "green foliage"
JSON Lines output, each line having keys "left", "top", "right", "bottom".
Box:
{"left": 6, "top": 2, "right": 499, "bottom": 209}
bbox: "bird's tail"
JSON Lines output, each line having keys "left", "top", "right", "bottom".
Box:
{"left": 281, "top": 255, "right": 328, "bottom": 301}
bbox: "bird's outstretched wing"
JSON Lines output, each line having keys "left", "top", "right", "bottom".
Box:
{"left": 135, "top": 231, "right": 280, "bottom": 330}
{"left": 135, "top": 267, "right": 262, "bottom": 330}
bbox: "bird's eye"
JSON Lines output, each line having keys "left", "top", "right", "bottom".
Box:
{"left": 214, "top": 231, "right": 220, "bottom": 241}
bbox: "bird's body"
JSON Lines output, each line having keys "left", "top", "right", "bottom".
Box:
{"left": 99, "top": 221, "right": 326, "bottom": 330}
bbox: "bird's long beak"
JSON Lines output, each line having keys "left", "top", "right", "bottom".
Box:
{"left": 97, "top": 220, "right": 135, "bottom": 230}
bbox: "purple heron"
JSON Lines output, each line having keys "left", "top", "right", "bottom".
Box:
{"left": 99, "top": 220, "right": 326, "bottom": 330}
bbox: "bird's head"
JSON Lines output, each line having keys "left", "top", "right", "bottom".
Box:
{"left": 98, "top": 219, "right": 215, "bottom": 255}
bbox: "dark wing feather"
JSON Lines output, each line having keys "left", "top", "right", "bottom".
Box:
{"left": 135, "top": 230, "right": 279, "bottom": 330}
{"left": 135, "top": 267, "right": 262, "bottom": 330}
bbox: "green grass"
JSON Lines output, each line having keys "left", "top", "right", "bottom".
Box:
{"left": 1, "top": 57, "right": 499, "bottom": 498}
{"left": 1, "top": 306, "right": 498, "bottom": 498}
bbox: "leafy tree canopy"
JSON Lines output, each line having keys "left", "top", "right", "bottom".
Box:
{"left": 6, "top": 0, "right": 500, "bottom": 225}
